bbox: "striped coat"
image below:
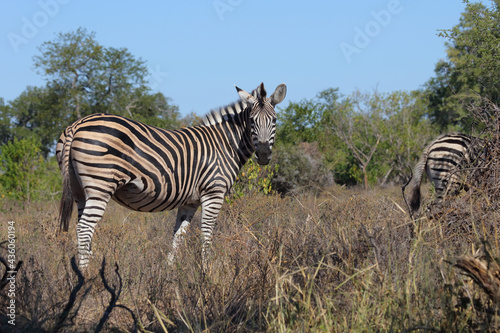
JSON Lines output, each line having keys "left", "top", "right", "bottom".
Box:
{"left": 56, "top": 83, "right": 287, "bottom": 267}
{"left": 403, "top": 133, "right": 485, "bottom": 217}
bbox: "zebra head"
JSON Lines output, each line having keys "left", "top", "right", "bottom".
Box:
{"left": 236, "top": 83, "right": 287, "bottom": 165}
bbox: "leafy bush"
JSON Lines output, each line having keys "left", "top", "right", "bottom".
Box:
{"left": 226, "top": 157, "right": 277, "bottom": 203}
{"left": 0, "top": 137, "right": 60, "bottom": 203}
{"left": 271, "top": 142, "right": 334, "bottom": 195}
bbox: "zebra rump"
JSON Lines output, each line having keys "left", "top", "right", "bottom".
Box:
{"left": 403, "top": 133, "right": 485, "bottom": 217}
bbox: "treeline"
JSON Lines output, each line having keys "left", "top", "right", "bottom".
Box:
{"left": 0, "top": 28, "right": 194, "bottom": 202}
{"left": 1, "top": 2, "right": 500, "bottom": 201}
{"left": 246, "top": 1, "right": 500, "bottom": 195}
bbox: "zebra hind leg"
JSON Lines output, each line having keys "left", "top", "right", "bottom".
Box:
{"left": 76, "top": 197, "right": 110, "bottom": 269}
{"left": 168, "top": 204, "right": 199, "bottom": 264}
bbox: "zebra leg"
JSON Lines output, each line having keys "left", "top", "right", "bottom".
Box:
{"left": 200, "top": 193, "right": 225, "bottom": 262}
{"left": 168, "top": 203, "right": 199, "bottom": 263}
{"left": 76, "top": 196, "right": 110, "bottom": 268}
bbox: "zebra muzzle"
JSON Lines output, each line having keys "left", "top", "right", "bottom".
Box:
{"left": 255, "top": 141, "right": 272, "bottom": 165}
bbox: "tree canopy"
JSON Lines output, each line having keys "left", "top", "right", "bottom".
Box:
{"left": 1, "top": 27, "right": 180, "bottom": 155}
{"left": 425, "top": 0, "right": 500, "bottom": 132}
{"left": 3, "top": 0, "right": 500, "bottom": 200}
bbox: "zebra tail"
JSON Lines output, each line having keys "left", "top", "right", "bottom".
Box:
{"left": 58, "top": 129, "right": 75, "bottom": 232}
{"left": 404, "top": 148, "right": 429, "bottom": 216}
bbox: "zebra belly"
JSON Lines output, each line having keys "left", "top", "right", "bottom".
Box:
{"left": 112, "top": 176, "right": 200, "bottom": 212}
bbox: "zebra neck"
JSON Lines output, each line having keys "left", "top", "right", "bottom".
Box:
{"left": 204, "top": 107, "right": 253, "bottom": 170}
{"left": 200, "top": 93, "right": 259, "bottom": 168}
{"left": 227, "top": 108, "right": 255, "bottom": 168}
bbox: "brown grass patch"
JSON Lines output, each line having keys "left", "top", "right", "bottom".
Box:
{"left": 1, "top": 185, "right": 499, "bottom": 332}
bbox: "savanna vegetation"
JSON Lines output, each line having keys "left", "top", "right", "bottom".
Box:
{"left": 2, "top": 1, "right": 500, "bottom": 332}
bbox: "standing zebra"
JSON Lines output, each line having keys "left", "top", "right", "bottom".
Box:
{"left": 402, "top": 133, "right": 486, "bottom": 217}
{"left": 56, "top": 82, "right": 287, "bottom": 268}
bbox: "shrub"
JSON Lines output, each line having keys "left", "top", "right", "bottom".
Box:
{"left": 0, "top": 138, "right": 45, "bottom": 201}
{"left": 0, "top": 138, "right": 61, "bottom": 204}
{"left": 271, "top": 142, "right": 334, "bottom": 195}
{"left": 226, "top": 157, "right": 277, "bottom": 203}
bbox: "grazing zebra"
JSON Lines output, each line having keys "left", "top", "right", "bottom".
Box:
{"left": 56, "top": 82, "right": 287, "bottom": 268}
{"left": 403, "top": 133, "right": 486, "bottom": 217}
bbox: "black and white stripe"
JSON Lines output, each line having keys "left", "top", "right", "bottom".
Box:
{"left": 56, "top": 83, "right": 287, "bottom": 267}
{"left": 403, "top": 133, "right": 485, "bottom": 217}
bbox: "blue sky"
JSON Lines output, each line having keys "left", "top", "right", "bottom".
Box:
{"left": 1, "top": 1, "right": 472, "bottom": 116}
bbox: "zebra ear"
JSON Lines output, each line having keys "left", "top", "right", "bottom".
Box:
{"left": 258, "top": 82, "right": 267, "bottom": 99}
{"left": 235, "top": 85, "right": 257, "bottom": 104}
{"left": 270, "top": 83, "right": 287, "bottom": 106}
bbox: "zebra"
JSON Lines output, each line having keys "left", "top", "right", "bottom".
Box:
{"left": 56, "top": 82, "right": 287, "bottom": 268}
{"left": 402, "top": 133, "right": 486, "bottom": 217}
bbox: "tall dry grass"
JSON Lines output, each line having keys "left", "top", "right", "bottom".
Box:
{"left": 0, "top": 183, "right": 499, "bottom": 332}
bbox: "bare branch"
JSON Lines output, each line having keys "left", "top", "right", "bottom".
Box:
{"left": 0, "top": 256, "right": 23, "bottom": 290}
{"left": 52, "top": 256, "right": 88, "bottom": 333}
{"left": 95, "top": 258, "right": 134, "bottom": 333}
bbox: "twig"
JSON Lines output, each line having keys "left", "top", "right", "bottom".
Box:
{"left": 52, "top": 256, "right": 87, "bottom": 333}
{"left": 0, "top": 256, "right": 23, "bottom": 290}
{"left": 95, "top": 258, "right": 120, "bottom": 333}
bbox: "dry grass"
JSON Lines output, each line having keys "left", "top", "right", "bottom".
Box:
{"left": 1, "top": 184, "right": 499, "bottom": 332}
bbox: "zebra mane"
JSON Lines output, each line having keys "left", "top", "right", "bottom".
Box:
{"left": 201, "top": 85, "right": 261, "bottom": 127}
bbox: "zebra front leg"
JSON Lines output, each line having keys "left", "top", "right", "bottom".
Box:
{"left": 200, "top": 193, "right": 225, "bottom": 264}
{"left": 76, "top": 197, "right": 109, "bottom": 269}
{"left": 168, "top": 204, "right": 199, "bottom": 263}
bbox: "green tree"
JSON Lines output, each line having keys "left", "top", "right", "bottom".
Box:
{"left": 426, "top": 0, "right": 500, "bottom": 132}
{"left": 0, "top": 137, "right": 45, "bottom": 201}
{"left": 7, "top": 86, "right": 66, "bottom": 155}
{"left": 3, "top": 28, "right": 180, "bottom": 155}
{"left": 33, "top": 27, "right": 152, "bottom": 119}
{"left": 0, "top": 98, "right": 12, "bottom": 146}
{"left": 319, "top": 88, "right": 436, "bottom": 187}
{"left": 276, "top": 99, "right": 321, "bottom": 145}
{"left": 33, "top": 28, "right": 103, "bottom": 119}
{"left": 272, "top": 89, "right": 344, "bottom": 192}
{"left": 316, "top": 87, "right": 358, "bottom": 184}
{"left": 376, "top": 90, "right": 438, "bottom": 184}
{"left": 324, "top": 90, "right": 386, "bottom": 190}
